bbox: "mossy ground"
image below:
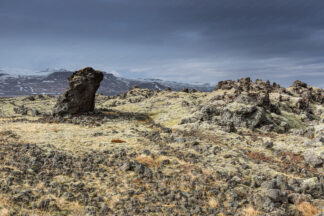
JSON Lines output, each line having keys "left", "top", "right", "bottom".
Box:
{"left": 0, "top": 89, "right": 323, "bottom": 215}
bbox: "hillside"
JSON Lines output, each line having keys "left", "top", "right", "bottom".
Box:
{"left": 0, "top": 78, "right": 323, "bottom": 216}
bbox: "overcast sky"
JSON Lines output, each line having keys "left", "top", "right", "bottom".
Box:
{"left": 1, "top": 0, "right": 324, "bottom": 87}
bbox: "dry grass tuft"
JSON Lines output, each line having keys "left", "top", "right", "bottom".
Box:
{"left": 248, "top": 151, "right": 273, "bottom": 162}
{"left": 111, "top": 139, "right": 126, "bottom": 143}
{"left": 242, "top": 206, "right": 260, "bottom": 216}
{"left": 0, "top": 195, "right": 13, "bottom": 207}
{"left": 208, "top": 197, "right": 219, "bottom": 208}
{"left": 50, "top": 127, "right": 62, "bottom": 133}
{"left": 0, "top": 195, "right": 14, "bottom": 216}
{"left": 281, "top": 152, "right": 304, "bottom": 163}
{"left": 296, "top": 202, "right": 320, "bottom": 216}
{"left": 55, "top": 198, "right": 85, "bottom": 216}
{"left": 173, "top": 129, "right": 222, "bottom": 144}
{"left": 0, "top": 209, "right": 10, "bottom": 216}
{"left": 135, "top": 155, "right": 159, "bottom": 168}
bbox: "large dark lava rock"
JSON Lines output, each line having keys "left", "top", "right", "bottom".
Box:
{"left": 52, "top": 67, "right": 104, "bottom": 116}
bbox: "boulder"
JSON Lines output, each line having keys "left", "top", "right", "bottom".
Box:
{"left": 181, "top": 88, "right": 189, "bottom": 93}
{"left": 303, "top": 150, "right": 323, "bottom": 167}
{"left": 214, "top": 80, "right": 236, "bottom": 90}
{"left": 237, "top": 77, "right": 251, "bottom": 92}
{"left": 291, "top": 80, "right": 307, "bottom": 89}
{"left": 218, "top": 104, "right": 266, "bottom": 129}
{"left": 52, "top": 67, "right": 103, "bottom": 116}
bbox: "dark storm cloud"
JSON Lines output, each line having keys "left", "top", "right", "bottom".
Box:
{"left": 0, "top": 0, "right": 324, "bottom": 87}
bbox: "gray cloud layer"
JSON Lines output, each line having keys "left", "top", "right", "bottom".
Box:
{"left": 1, "top": 0, "right": 324, "bottom": 87}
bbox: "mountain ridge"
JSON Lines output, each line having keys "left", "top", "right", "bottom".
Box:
{"left": 0, "top": 69, "right": 213, "bottom": 96}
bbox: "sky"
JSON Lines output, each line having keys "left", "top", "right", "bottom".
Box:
{"left": 0, "top": 0, "right": 324, "bottom": 87}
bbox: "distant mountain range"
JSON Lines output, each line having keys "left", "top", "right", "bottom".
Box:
{"left": 0, "top": 69, "right": 213, "bottom": 96}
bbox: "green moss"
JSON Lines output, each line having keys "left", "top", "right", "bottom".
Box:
{"left": 279, "top": 102, "right": 293, "bottom": 112}
{"left": 165, "top": 118, "right": 182, "bottom": 127}
{"left": 279, "top": 111, "right": 305, "bottom": 129}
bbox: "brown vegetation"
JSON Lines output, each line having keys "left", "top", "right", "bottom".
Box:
{"left": 296, "top": 202, "right": 320, "bottom": 216}
{"left": 248, "top": 151, "right": 273, "bottom": 162}
{"left": 242, "top": 206, "right": 260, "bottom": 216}
{"left": 111, "top": 139, "right": 126, "bottom": 143}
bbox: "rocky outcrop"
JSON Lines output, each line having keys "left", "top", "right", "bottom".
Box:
{"left": 187, "top": 103, "right": 267, "bottom": 131}
{"left": 214, "top": 80, "right": 236, "bottom": 90}
{"left": 13, "top": 105, "right": 28, "bottom": 115}
{"left": 290, "top": 80, "right": 324, "bottom": 104}
{"left": 52, "top": 67, "right": 103, "bottom": 116}
{"left": 182, "top": 78, "right": 323, "bottom": 132}
{"left": 1, "top": 76, "right": 323, "bottom": 216}
{"left": 214, "top": 77, "right": 283, "bottom": 93}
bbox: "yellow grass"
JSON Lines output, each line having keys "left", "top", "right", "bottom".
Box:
{"left": 135, "top": 155, "right": 159, "bottom": 168}
{"left": 56, "top": 197, "right": 85, "bottom": 216}
{"left": 296, "top": 202, "right": 320, "bottom": 216}
{"left": 0, "top": 197, "right": 11, "bottom": 216}
{"left": 242, "top": 206, "right": 260, "bottom": 216}
{"left": 0, "top": 209, "right": 10, "bottom": 216}
{"left": 0, "top": 194, "right": 13, "bottom": 208}
{"left": 208, "top": 197, "right": 219, "bottom": 208}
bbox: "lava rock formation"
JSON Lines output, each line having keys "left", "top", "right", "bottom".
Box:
{"left": 52, "top": 67, "right": 103, "bottom": 116}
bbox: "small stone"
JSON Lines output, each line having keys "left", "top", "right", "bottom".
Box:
{"left": 213, "top": 146, "right": 222, "bottom": 155}
{"left": 13, "top": 105, "right": 28, "bottom": 115}
{"left": 231, "top": 176, "right": 241, "bottom": 183}
{"left": 303, "top": 150, "right": 323, "bottom": 167}
{"left": 319, "top": 136, "right": 324, "bottom": 143}
{"left": 261, "top": 180, "right": 276, "bottom": 189}
{"left": 191, "top": 141, "right": 199, "bottom": 146}
{"left": 120, "top": 161, "right": 133, "bottom": 171}
{"left": 142, "top": 150, "right": 151, "bottom": 156}
{"left": 99, "top": 204, "right": 110, "bottom": 216}
{"left": 265, "top": 189, "right": 282, "bottom": 201}
{"left": 181, "top": 88, "right": 189, "bottom": 93}
{"left": 263, "top": 141, "right": 274, "bottom": 149}
{"left": 134, "top": 163, "right": 145, "bottom": 174}
{"left": 38, "top": 199, "right": 51, "bottom": 209}
{"left": 84, "top": 206, "right": 97, "bottom": 216}
{"left": 300, "top": 177, "right": 318, "bottom": 191}
{"left": 225, "top": 122, "right": 237, "bottom": 133}
{"left": 320, "top": 152, "right": 324, "bottom": 160}
{"left": 288, "top": 193, "right": 304, "bottom": 204}
{"left": 182, "top": 100, "right": 190, "bottom": 107}
{"left": 161, "top": 159, "right": 170, "bottom": 166}
{"left": 31, "top": 109, "right": 40, "bottom": 117}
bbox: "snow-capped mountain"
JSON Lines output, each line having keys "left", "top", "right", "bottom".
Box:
{"left": 143, "top": 78, "right": 213, "bottom": 92}
{"left": 0, "top": 69, "right": 213, "bottom": 96}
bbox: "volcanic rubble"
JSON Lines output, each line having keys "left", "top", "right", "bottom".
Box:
{"left": 0, "top": 77, "right": 323, "bottom": 216}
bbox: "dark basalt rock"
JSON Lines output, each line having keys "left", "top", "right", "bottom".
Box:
{"left": 214, "top": 80, "right": 236, "bottom": 90}
{"left": 13, "top": 105, "right": 28, "bottom": 115}
{"left": 291, "top": 80, "right": 308, "bottom": 89}
{"left": 238, "top": 77, "right": 252, "bottom": 92}
{"left": 181, "top": 88, "right": 189, "bottom": 93}
{"left": 52, "top": 67, "right": 103, "bottom": 116}
{"left": 218, "top": 105, "right": 266, "bottom": 129}
{"left": 214, "top": 77, "right": 283, "bottom": 93}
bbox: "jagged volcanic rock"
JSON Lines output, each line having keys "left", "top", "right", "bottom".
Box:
{"left": 182, "top": 78, "right": 323, "bottom": 133}
{"left": 0, "top": 76, "right": 323, "bottom": 215}
{"left": 214, "top": 77, "right": 283, "bottom": 93}
{"left": 52, "top": 67, "right": 103, "bottom": 116}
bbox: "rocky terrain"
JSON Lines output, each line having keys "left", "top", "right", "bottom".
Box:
{"left": 0, "top": 75, "right": 323, "bottom": 215}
